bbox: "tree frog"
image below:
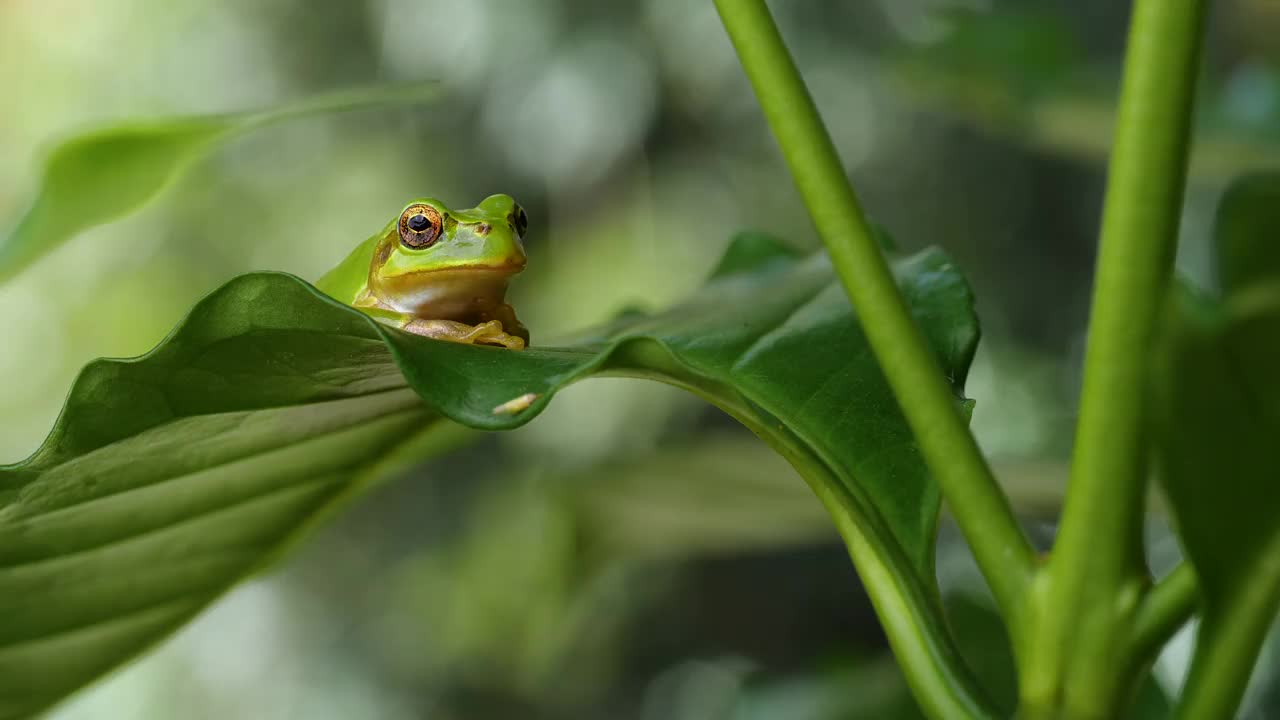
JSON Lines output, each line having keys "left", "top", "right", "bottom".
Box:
{"left": 317, "top": 194, "right": 530, "bottom": 350}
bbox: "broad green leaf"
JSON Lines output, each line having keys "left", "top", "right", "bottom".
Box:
{"left": 1153, "top": 289, "right": 1280, "bottom": 717}
{"left": 0, "top": 236, "right": 978, "bottom": 717}
{"left": 1154, "top": 174, "right": 1280, "bottom": 717}
{"left": 0, "top": 84, "right": 438, "bottom": 283}
{"left": 1165, "top": 171, "right": 1280, "bottom": 607}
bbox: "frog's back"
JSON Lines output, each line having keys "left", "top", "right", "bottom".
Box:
{"left": 315, "top": 228, "right": 385, "bottom": 303}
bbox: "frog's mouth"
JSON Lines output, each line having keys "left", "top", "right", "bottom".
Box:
{"left": 373, "top": 263, "right": 524, "bottom": 318}
{"left": 418, "top": 263, "right": 524, "bottom": 275}
{"left": 386, "top": 262, "right": 524, "bottom": 283}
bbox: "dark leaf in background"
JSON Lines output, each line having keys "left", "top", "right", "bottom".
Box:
{"left": 1154, "top": 172, "right": 1280, "bottom": 715}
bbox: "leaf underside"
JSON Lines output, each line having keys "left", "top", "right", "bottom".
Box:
{"left": 0, "top": 235, "right": 978, "bottom": 718}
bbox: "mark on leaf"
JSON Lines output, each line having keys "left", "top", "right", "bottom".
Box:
{"left": 492, "top": 392, "right": 539, "bottom": 416}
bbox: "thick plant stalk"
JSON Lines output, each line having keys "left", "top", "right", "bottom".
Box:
{"left": 1022, "top": 0, "right": 1209, "bottom": 715}
{"left": 711, "top": 0, "right": 1032, "bottom": 615}
{"left": 713, "top": 2, "right": 1034, "bottom": 714}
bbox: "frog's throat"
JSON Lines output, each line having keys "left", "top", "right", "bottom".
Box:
{"left": 368, "top": 264, "right": 522, "bottom": 320}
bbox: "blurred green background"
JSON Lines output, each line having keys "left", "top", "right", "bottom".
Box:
{"left": 3, "top": 0, "right": 1280, "bottom": 717}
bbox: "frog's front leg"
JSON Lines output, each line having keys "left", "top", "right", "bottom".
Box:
{"left": 481, "top": 303, "right": 530, "bottom": 344}
{"left": 403, "top": 318, "right": 526, "bottom": 350}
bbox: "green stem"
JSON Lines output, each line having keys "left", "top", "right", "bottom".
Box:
{"left": 1024, "top": 0, "right": 1208, "bottom": 714}
{"left": 712, "top": 0, "right": 1033, "bottom": 624}
{"left": 1131, "top": 563, "right": 1200, "bottom": 662}
{"left": 1176, "top": 564, "right": 1280, "bottom": 719}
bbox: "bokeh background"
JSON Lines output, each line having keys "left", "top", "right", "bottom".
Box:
{"left": 2, "top": 0, "right": 1279, "bottom": 717}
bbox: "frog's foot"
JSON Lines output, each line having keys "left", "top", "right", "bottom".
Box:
{"left": 403, "top": 319, "right": 526, "bottom": 350}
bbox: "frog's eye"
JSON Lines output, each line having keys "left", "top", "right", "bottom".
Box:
{"left": 510, "top": 205, "right": 529, "bottom": 238}
{"left": 398, "top": 204, "right": 442, "bottom": 249}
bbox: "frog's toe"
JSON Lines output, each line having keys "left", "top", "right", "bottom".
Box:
{"left": 471, "top": 320, "right": 526, "bottom": 350}
{"left": 480, "top": 332, "right": 525, "bottom": 350}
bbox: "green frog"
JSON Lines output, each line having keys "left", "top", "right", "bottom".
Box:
{"left": 317, "top": 194, "right": 530, "bottom": 350}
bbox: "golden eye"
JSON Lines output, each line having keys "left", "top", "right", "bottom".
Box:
{"left": 398, "top": 204, "right": 442, "bottom": 249}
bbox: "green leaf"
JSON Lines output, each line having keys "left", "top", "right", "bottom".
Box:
{"left": 0, "top": 83, "right": 439, "bottom": 283}
{"left": 1153, "top": 175, "right": 1280, "bottom": 716}
{"left": 1160, "top": 172, "right": 1280, "bottom": 603}
{"left": 0, "top": 237, "right": 978, "bottom": 717}
{"left": 1153, "top": 289, "right": 1280, "bottom": 717}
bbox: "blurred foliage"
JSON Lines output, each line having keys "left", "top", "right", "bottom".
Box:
{"left": 0, "top": 84, "right": 438, "bottom": 282}
{"left": 1, "top": 0, "right": 1279, "bottom": 718}
{"left": 892, "top": 4, "right": 1280, "bottom": 182}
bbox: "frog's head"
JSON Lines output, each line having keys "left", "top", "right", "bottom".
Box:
{"left": 369, "top": 194, "right": 528, "bottom": 315}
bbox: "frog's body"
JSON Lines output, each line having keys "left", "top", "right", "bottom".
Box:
{"left": 317, "top": 194, "right": 530, "bottom": 349}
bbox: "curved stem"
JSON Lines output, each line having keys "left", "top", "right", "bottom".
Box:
{"left": 712, "top": 0, "right": 1033, "bottom": 625}
{"left": 1173, "top": 526, "right": 1280, "bottom": 719}
{"left": 604, "top": 350, "right": 1001, "bottom": 719}
{"left": 767, "top": 423, "right": 999, "bottom": 720}
{"left": 1024, "top": 0, "right": 1209, "bottom": 714}
{"left": 1176, "top": 571, "right": 1280, "bottom": 720}
{"left": 1131, "top": 563, "right": 1200, "bottom": 662}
